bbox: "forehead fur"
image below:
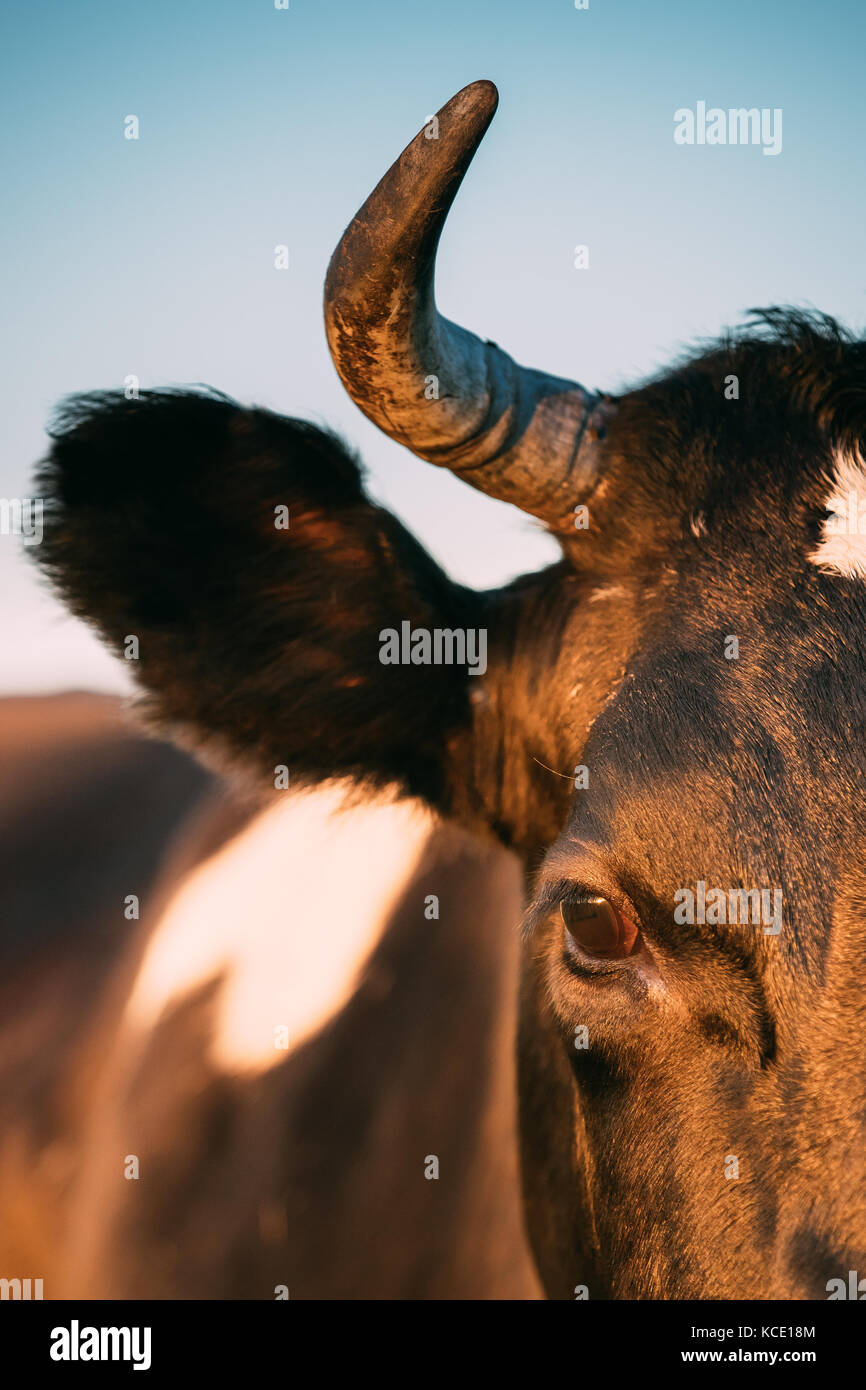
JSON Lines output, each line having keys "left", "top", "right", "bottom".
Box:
{"left": 614, "top": 307, "right": 866, "bottom": 478}
{"left": 584, "top": 308, "right": 866, "bottom": 579}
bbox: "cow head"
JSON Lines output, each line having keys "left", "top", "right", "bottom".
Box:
{"left": 33, "top": 82, "right": 866, "bottom": 1299}
{"left": 518, "top": 336, "right": 866, "bottom": 1300}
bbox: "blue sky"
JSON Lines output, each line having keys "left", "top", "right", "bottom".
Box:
{"left": 2, "top": 0, "right": 864, "bottom": 691}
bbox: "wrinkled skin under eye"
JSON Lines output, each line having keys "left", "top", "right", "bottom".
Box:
{"left": 560, "top": 895, "right": 641, "bottom": 960}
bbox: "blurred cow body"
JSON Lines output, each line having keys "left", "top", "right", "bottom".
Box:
{"left": 61, "top": 790, "right": 536, "bottom": 1299}
{"left": 0, "top": 692, "right": 213, "bottom": 1289}
{"left": 0, "top": 695, "right": 538, "bottom": 1299}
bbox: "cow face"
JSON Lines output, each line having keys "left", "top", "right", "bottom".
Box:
{"left": 518, "top": 329, "right": 866, "bottom": 1299}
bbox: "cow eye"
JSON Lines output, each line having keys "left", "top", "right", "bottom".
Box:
{"left": 560, "top": 895, "right": 641, "bottom": 960}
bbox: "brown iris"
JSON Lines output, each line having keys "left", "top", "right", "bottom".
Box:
{"left": 560, "top": 896, "right": 640, "bottom": 960}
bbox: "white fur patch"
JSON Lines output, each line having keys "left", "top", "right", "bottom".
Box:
{"left": 124, "top": 786, "right": 435, "bottom": 1075}
{"left": 810, "top": 447, "right": 866, "bottom": 578}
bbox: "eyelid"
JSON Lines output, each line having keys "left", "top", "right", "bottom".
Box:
{"left": 522, "top": 874, "right": 641, "bottom": 942}
{"left": 558, "top": 880, "right": 641, "bottom": 929}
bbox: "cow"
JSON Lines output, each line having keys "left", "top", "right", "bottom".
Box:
{"left": 59, "top": 790, "right": 536, "bottom": 1299}
{"left": 30, "top": 78, "right": 866, "bottom": 1299}
{"left": 0, "top": 692, "right": 214, "bottom": 1289}
{"left": 0, "top": 696, "right": 537, "bottom": 1299}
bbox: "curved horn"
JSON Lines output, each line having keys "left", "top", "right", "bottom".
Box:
{"left": 324, "top": 80, "right": 611, "bottom": 531}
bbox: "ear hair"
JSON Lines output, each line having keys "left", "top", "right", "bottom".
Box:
{"left": 34, "top": 389, "right": 478, "bottom": 803}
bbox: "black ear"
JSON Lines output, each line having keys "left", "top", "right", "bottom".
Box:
{"left": 34, "top": 390, "right": 480, "bottom": 804}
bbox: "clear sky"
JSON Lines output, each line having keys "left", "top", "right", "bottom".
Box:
{"left": 2, "top": 0, "right": 864, "bottom": 693}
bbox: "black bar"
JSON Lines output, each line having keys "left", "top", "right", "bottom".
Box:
{"left": 1, "top": 1298, "right": 859, "bottom": 1375}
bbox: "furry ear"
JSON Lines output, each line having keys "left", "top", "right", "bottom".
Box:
{"left": 34, "top": 390, "right": 479, "bottom": 803}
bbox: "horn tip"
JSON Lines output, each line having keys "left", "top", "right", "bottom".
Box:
{"left": 448, "top": 79, "right": 499, "bottom": 121}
